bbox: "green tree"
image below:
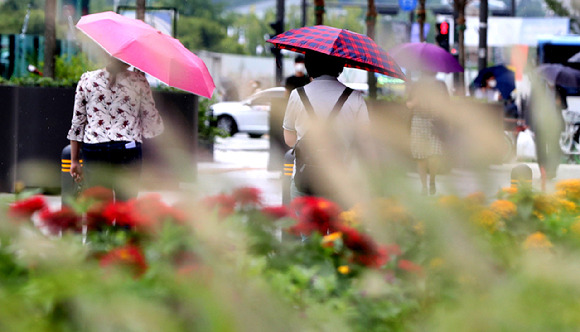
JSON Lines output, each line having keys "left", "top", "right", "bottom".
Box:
{"left": 544, "top": 0, "right": 579, "bottom": 33}
{"left": 154, "top": 0, "right": 224, "bottom": 20}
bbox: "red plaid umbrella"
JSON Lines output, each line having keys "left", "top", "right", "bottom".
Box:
{"left": 267, "top": 25, "right": 406, "bottom": 80}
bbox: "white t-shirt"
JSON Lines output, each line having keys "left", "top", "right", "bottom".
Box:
{"left": 283, "top": 75, "right": 369, "bottom": 141}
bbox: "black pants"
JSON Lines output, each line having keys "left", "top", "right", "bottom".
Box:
{"left": 82, "top": 141, "right": 142, "bottom": 201}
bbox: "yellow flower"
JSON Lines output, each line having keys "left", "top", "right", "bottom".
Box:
{"left": 558, "top": 199, "right": 577, "bottom": 213}
{"left": 413, "top": 221, "right": 425, "bottom": 236}
{"left": 470, "top": 209, "right": 503, "bottom": 233}
{"left": 489, "top": 200, "right": 517, "bottom": 219}
{"left": 533, "top": 194, "right": 559, "bottom": 216}
{"left": 340, "top": 210, "right": 360, "bottom": 227}
{"left": 372, "top": 198, "right": 410, "bottom": 223}
{"left": 337, "top": 265, "right": 350, "bottom": 274}
{"left": 438, "top": 195, "right": 462, "bottom": 208}
{"left": 466, "top": 192, "right": 487, "bottom": 206}
{"left": 523, "top": 232, "right": 553, "bottom": 250}
{"left": 499, "top": 186, "right": 518, "bottom": 196}
{"left": 571, "top": 219, "right": 580, "bottom": 236}
{"left": 322, "top": 232, "right": 342, "bottom": 244}
{"left": 533, "top": 211, "right": 545, "bottom": 221}
{"left": 555, "top": 179, "right": 580, "bottom": 201}
{"left": 429, "top": 257, "right": 444, "bottom": 269}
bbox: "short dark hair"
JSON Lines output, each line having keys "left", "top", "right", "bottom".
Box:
{"left": 481, "top": 72, "right": 495, "bottom": 87}
{"left": 295, "top": 54, "right": 305, "bottom": 63}
{"left": 304, "top": 51, "right": 346, "bottom": 78}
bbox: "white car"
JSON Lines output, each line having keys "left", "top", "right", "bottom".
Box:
{"left": 210, "top": 87, "right": 286, "bottom": 138}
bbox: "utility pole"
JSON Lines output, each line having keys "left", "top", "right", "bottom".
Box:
{"left": 366, "top": 0, "right": 377, "bottom": 100}
{"left": 511, "top": 0, "right": 516, "bottom": 16}
{"left": 478, "top": 0, "right": 488, "bottom": 71}
{"left": 136, "top": 0, "right": 146, "bottom": 21}
{"left": 271, "top": 0, "right": 285, "bottom": 85}
{"left": 314, "top": 0, "right": 324, "bottom": 25}
{"left": 417, "top": 0, "right": 426, "bottom": 42}
{"left": 302, "top": 0, "right": 307, "bottom": 26}
{"left": 44, "top": 0, "right": 56, "bottom": 78}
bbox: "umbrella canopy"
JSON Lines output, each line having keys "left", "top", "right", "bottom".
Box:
{"left": 537, "top": 63, "right": 580, "bottom": 88}
{"left": 388, "top": 42, "right": 463, "bottom": 73}
{"left": 267, "top": 25, "right": 406, "bottom": 80}
{"left": 568, "top": 52, "right": 580, "bottom": 63}
{"left": 472, "top": 65, "right": 515, "bottom": 100}
{"left": 76, "top": 11, "right": 215, "bottom": 98}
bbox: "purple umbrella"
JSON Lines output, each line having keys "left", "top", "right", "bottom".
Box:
{"left": 388, "top": 42, "right": 464, "bottom": 73}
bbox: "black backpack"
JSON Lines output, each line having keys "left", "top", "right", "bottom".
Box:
{"left": 293, "top": 86, "right": 353, "bottom": 195}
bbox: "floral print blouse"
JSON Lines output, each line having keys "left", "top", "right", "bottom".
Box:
{"left": 67, "top": 69, "right": 164, "bottom": 144}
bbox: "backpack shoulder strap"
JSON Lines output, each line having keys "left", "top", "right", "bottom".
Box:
{"left": 329, "top": 87, "right": 354, "bottom": 119}
{"left": 297, "top": 87, "right": 315, "bottom": 119}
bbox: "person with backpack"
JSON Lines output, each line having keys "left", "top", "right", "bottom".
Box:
{"left": 282, "top": 51, "right": 370, "bottom": 203}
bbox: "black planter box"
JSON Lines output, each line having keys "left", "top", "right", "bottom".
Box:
{"left": 0, "top": 85, "right": 199, "bottom": 193}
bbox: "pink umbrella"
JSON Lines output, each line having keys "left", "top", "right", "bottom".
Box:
{"left": 389, "top": 42, "right": 463, "bottom": 73}
{"left": 76, "top": 11, "right": 215, "bottom": 98}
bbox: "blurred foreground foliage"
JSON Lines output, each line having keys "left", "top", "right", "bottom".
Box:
{"left": 4, "top": 179, "right": 580, "bottom": 331}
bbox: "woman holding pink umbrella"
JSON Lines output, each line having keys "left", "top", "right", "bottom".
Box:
{"left": 67, "top": 56, "right": 164, "bottom": 200}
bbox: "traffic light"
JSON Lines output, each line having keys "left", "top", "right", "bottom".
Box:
{"left": 435, "top": 21, "right": 450, "bottom": 52}
{"left": 269, "top": 20, "right": 284, "bottom": 38}
{"left": 269, "top": 20, "right": 284, "bottom": 55}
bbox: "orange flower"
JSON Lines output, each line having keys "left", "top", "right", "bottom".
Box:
{"left": 470, "top": 209, "right": 503, "bottom": 233}
{"left": 99, "top": 245, "right": 148, "bottom": 277}
{"left": 555, "top": 179, "right": 580, "bottom": 201}
{"left": 321, "top": 232, "right": 342, "bottom": 248}
{"left": 533, "top": 194, "right": 559, "bottom": 216}
{"left": 489, "top": 200, "right": 517, "bottom": 219}
{"left": 523, "top": 232, "right": 553, "bottom": 250}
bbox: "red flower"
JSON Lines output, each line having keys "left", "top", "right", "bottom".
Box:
{"left": 397, "top": 259, "right": 423, "bottom": 274}
{"left": 102, "top": 201, "right": 142, "bottom": 228}
{"left": 39, "top": 207, "right": 81, "bottom": 234}
{"left": 261, "top": 206, "right": 290, "bottom": 220}
{"left": 232, "top": 187, "right": 262, "bottom": 207}
{"left": 9, "top": 195, "right": 47, "bottom": 219}
{"left": 133, "top": 194, "right": 168, "bottom": 224}
{"left": 339, "top": 225, "right": 376, "bottom": 253}
{"left": 99, "top": 245, "right": 148, "bottom": 277}
{"left": 202, "top": 194, "right": 237, "bottom": 218}
{"left": 289, "top": 197, "right": 343, "bottom": 236}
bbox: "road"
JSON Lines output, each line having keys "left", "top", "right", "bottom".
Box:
{"left": 198, "top": 133, "right": 580, "bottom": 205}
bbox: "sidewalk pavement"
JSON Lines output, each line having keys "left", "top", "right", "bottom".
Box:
{"left": 39, "top": 151, "right": 580, "bottom": 211}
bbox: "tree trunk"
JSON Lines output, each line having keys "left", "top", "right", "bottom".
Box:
{"left": 367, "top": 0, "right": 378, "bottom": 99}
{"left": 418, "top": 0, "right": 426, "bottom": 42}
{"left": 454, "top": 0, "right": 467, "bottom": 95}
{"left": 136, "top": 0, "right": 146, "bottom": 21}
{"left": 43, "top": 0, "right": 56, "bottom": 78}
{"left": 314, "top": 0, "right": 324, "bottom": 25}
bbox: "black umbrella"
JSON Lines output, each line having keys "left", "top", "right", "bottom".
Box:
{"left": 568, "top": 52, "right": 580, "bottom": 63}
{"left": 537, "top": 63, "right": 580, "bottom": 88}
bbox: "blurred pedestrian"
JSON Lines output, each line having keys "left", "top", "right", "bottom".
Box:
{"left": 283, "top": 51, "right": 369, "bottom": 202}
{"left": 406, "top": 72, "right": 450, "bottom": 195}
{"left": 67, "top": 56, "right": 164, "bottom": 201}
{"left": 530, "top": 81, "right": 565, "bottom": 190}
{"left": 474, "top": 72, "right": 502, "bottom": 102}
{"left": 285, "top": 55, "right": 310, "bottom": 96}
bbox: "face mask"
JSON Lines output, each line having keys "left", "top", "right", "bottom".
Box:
{"left": 488, "top": 79, "right": 497, "bottom": 88}
{"left": 295, "top": 63, "right": 306, "bottom": 74}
